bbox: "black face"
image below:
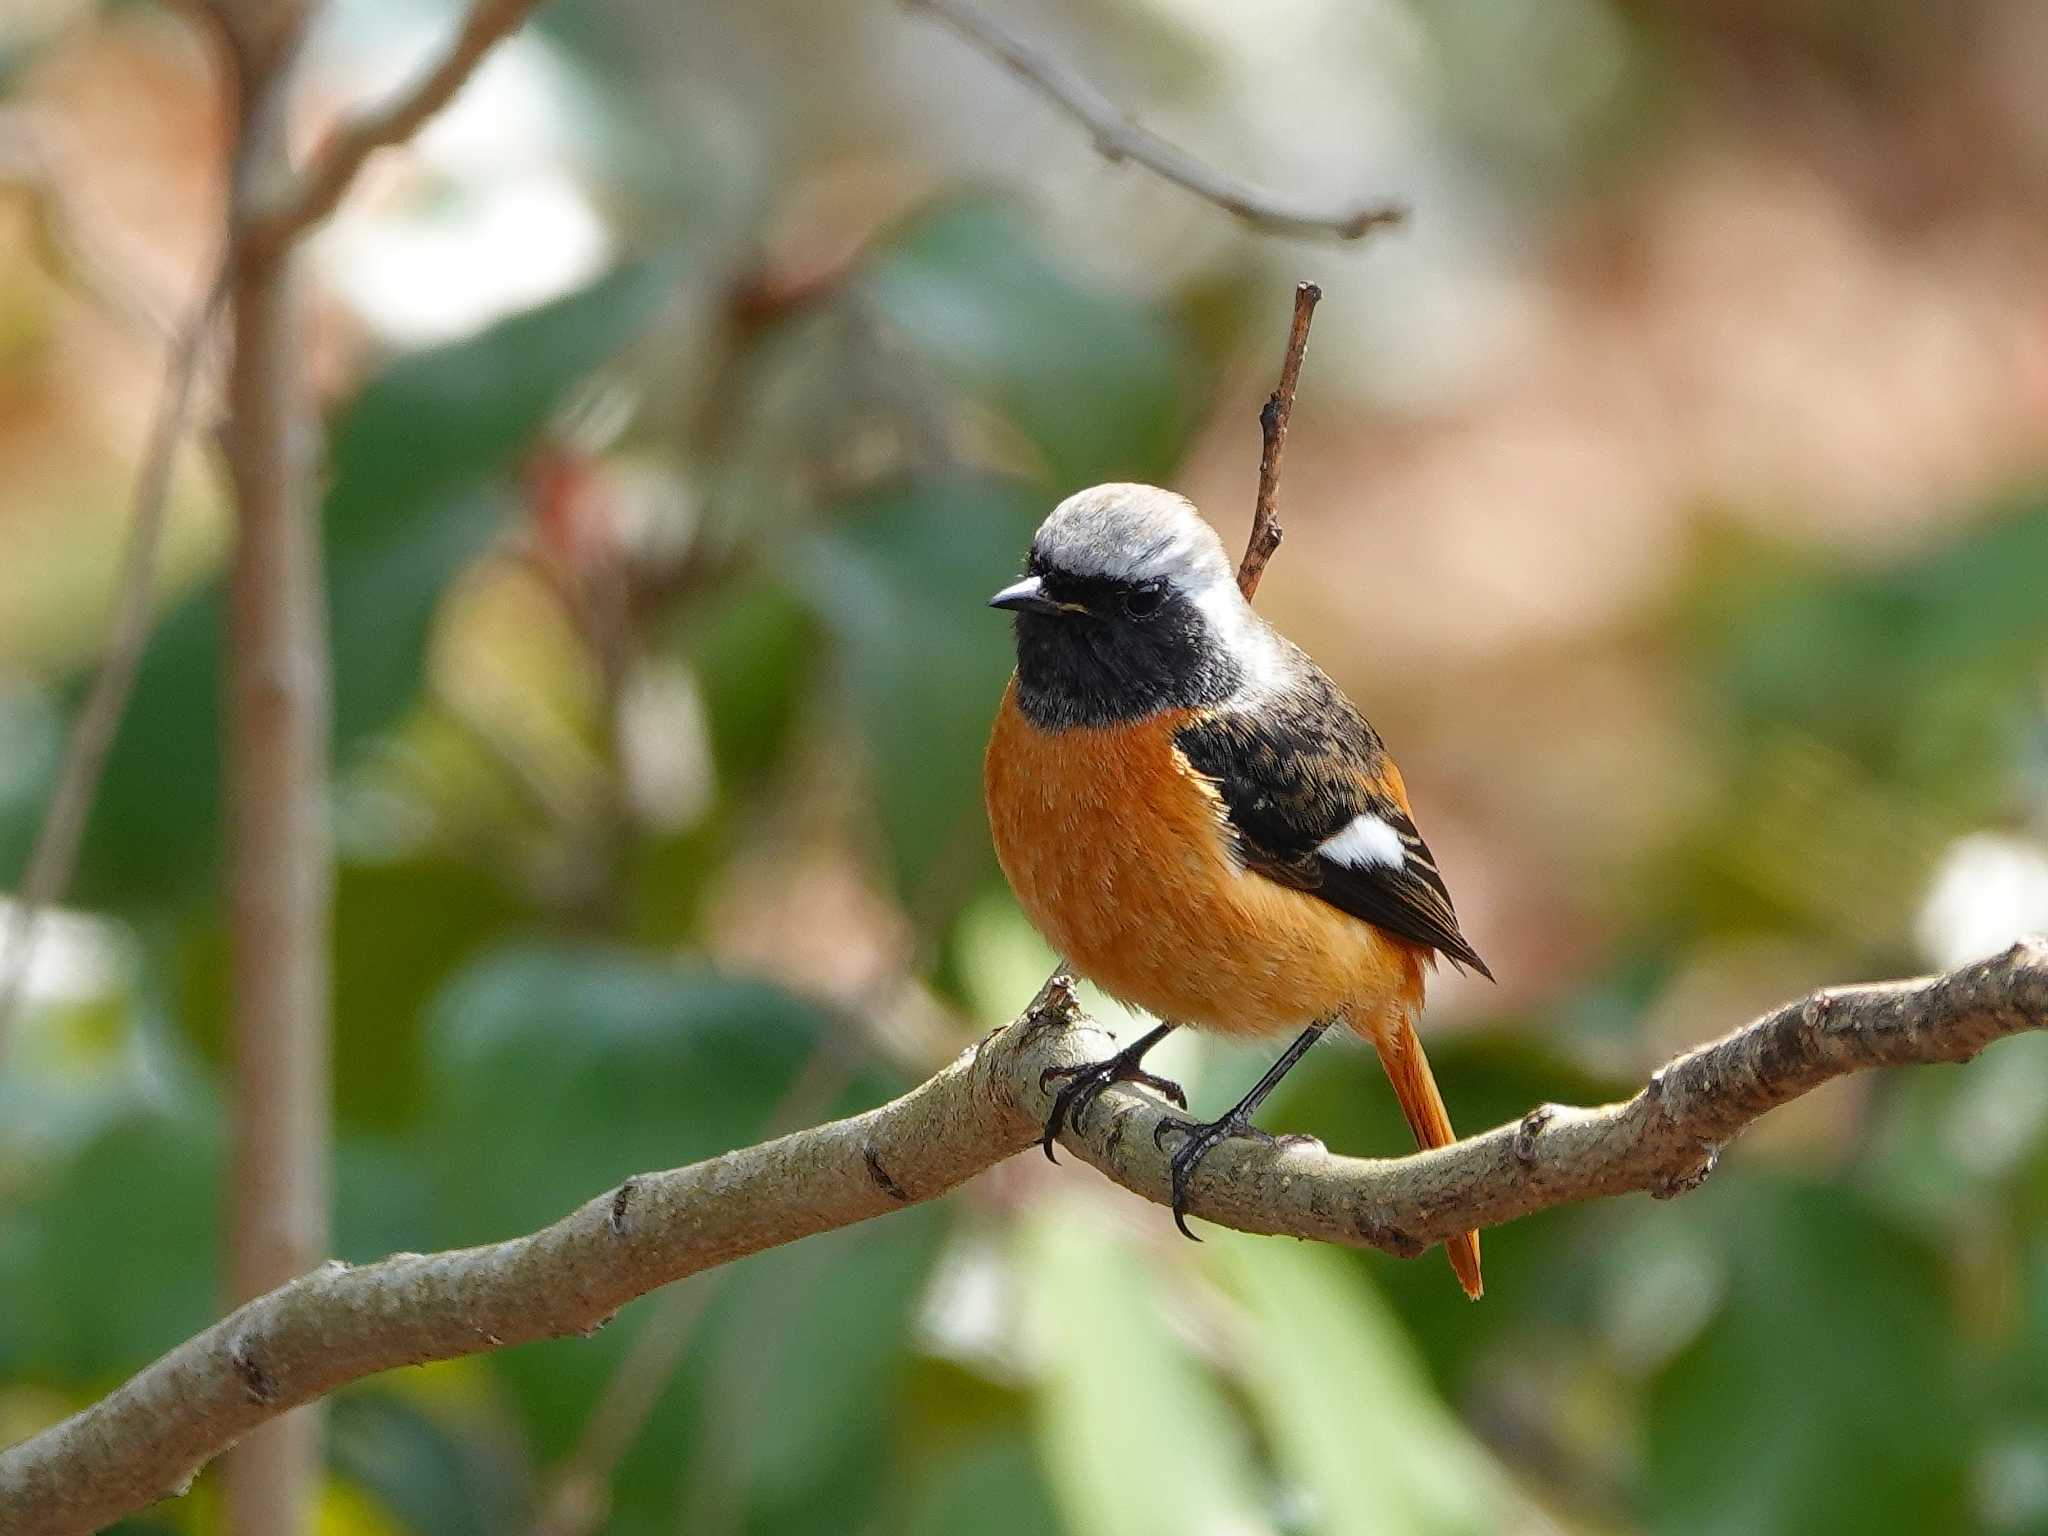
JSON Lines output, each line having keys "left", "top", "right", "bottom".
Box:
{"left": 1003, "top": 559, "right": 1242, "bottom": 728}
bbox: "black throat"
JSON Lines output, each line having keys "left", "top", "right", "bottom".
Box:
{"left": 1011, "top": 584, "right": 1244, "bottom": 729}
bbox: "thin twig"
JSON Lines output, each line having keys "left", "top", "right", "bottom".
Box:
{"left": 0, "top": 270, "right": 226, "bottom": 1073}
{"left": 902, "top": 0, "right": 1405, "bottom": 242}
{"left": 237, "top": 0, "right": 549, "bottom": 259}
{"left": 0, "top": 0, "right": 551, "bottom": 1069}
{"left": 1238, "top": 280, "right": 1320, "bottom": 599}
{"left": 0, "top": 0, "right": 564, "bottom": 1523}
{"left": 3, "top": 940, "right": 2044, "bottom": 1535}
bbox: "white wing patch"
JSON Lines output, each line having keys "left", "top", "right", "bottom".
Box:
{"left": 1319, "top": 813, "right": 1405, "bottom": 870}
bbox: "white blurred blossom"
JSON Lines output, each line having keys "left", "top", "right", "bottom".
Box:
{"left": 1916, "top": 832, "right": 2048, "bottom": 970}
{"left": 304, "top": 0, "right": 613, "bottom": 344}
{"left": 0, "top": 899, "right": 127, "bottom": 1008}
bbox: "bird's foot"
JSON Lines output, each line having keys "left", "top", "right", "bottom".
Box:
{"left": 1151, "top": 1113, "right": 1309, "bottom": 1240}
{"left": 1039, "top": 1042, "right": 1187, "bottom": 1163}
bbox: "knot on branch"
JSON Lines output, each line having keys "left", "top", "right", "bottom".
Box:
{"left": 609, "top": 1177, "right": 639, "bottom": 1237}
{"left": 863, "top": 1143, "right": 911, "bottom": 1202}
{"left": 1353, "top": 1211, "right": 1427, "bottom": 1258}
{"left": 227, "top": 1332, "right": 279, "bottom": 1405}
{"left": 1652, "top": 1146, "right": 1721, "bottom": 1201}
{"left": 1512, "top": 1105, "right": 1557, "bottom": 1167}
{"left": 1015, "top": 972, "right": 1084, "bottom": 1050}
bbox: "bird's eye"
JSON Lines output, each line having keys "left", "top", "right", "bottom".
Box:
{"left": 1121, "top": 582, "right": 1167, "bottom": 620}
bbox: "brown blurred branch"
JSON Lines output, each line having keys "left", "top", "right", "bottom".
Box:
{"left": 1238, "top": 280, "right": 1320, "bottom": 600}
{"left": 0, "top": 274, "right": 225, "bottom": 1075}
{"left": 5, "top": 939, "right": 2045, "bottom": 1535}
{"left": 208, "top": 1, "right": 552, "bottom": 1530}
{"left": 901, "top": 0, "right": 1406, "bottom": 241}
{"left": 0, "top": 7, "right": 555, "bottom": 1042}
{"left": 236, "top": 0, "right": 548, "bottom": 260}
{"left": 217, "top": 94, "right": 333, "bottom": 1534}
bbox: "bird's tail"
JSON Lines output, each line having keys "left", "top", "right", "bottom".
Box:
{"left": 1364, "top": 1007, "right": 1483, "bottom": 1300}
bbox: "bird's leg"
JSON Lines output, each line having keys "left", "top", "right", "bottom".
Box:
{"left": 1039, "top": 1021, "right": 1185, "bottom": 1162}
{"left": 1152, "top": 1019, "right": 1331, "bottom": 1240}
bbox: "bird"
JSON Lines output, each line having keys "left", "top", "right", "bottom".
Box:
{"left": 983, "top": 482, "right": 1490, "bottom": 1298}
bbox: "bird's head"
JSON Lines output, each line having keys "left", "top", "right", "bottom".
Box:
{"left": 990, "top": 483, "right": 1280, "bottom": 728}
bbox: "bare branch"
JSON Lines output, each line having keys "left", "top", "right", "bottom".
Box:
{"left": 210, "top": 0, "right": 546, "bottom": 1523}
{"left": 0, "top": 0, "right": 548, "bottom": 1081}
{"left": 216, "top": 65, "right": 334, "bottom": 1527}
{"left": 237, "top": 0, "right": 549, "bottom": 259}
{"left": 1238, "top": 280, "right": 1320, "bottom": 599}
{"left": 0, "top": 0, "right": 559, "bottom": 1523}
{"left": 0, "top": 271, "right": 225, "bottom": 1072}
{"left": 901, "top": 0, "right": 1405, "bottom": 242}
{"left": 3, "top": 940, "right": 2044, "bottom": 1534}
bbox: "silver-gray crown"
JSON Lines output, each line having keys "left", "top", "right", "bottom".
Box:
{"left": 1030, "top": 483, "right": 1235, "bottom": 591}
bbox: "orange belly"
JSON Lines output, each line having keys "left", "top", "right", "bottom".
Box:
{"left": 984, "top": 679, "right": 1423, "bottom": 1036}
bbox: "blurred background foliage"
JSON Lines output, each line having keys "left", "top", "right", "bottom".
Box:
{"left": 4, "top": 0, "right": 2048, "bottom": 1532}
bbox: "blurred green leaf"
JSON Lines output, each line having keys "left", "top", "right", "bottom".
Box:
{"left": 330, "top": 1390, "right": 530, "bottom": 1536}
{"left": 54, "top": 264, "right": 666, "bottom": 906}
{"left": 1660, "top": 497, "right": 2048, "bottom": 943}
{"left": 487, "top": 1210, "right": 945, "bottom": 1536}
{"left": 1021, "top": 1198, "right": 1272, "bottom": 1536}
{"left": 695, "top": 1213, "right": 946, "bottom": 1536}
{"left": 1687, "top": 495, "right": 2048, "bottom": 822}
{"left": 1267, "top": 1025, "right": 1636, "bottom": 1379}
{"left": 321, "top": 265, "right": 663, "bottom": 563}
{"left": 1207, "top": 1231, "right": 1517, "bottom": 1536}
{"left": 421, "top": 943, "right": 840, "bottom": 1246}
{"left": 331, "top": 858, "right": 532, "bottom": 1131}
{"left": 1862, "top": 1033, "right": 2048, "bottom": 1241}
{"left": 862, "top": 200, "right": 1202, "bottom": 488}
{"left": 423, "top": 941, "right": 941, "bottom": 1534}
{"left": 680, "top": 578, "right": 820, "bottom": 792}
{"left": 0, "top": 684, "right": 62, "bottom": 890}
{"left": 181, "top": 853, "right": 529, "bottom": 1131}
{"left": 2029, "top": 1237, "right": 2048, "bottom": 1394}
{"left": 101, "top": 1519, "right": 184, "bottom": 1536}
{"left": 335, "top": 1134, "right": 442, "bottom": 1267}
{"left": 797, "top": 475, "right": 1040, "bottom": 915}
{"left": 900, "top": 1436, "right": 1063, "bottom": 1536}
{"left": 1646, "top": 1176, "right": 1971, "bottom": 1536}
{"left": 618, "top": 579, "right": 823, "bottom": 948}
{"left": 0, "top": 1102, "right": 219, "bottom": 1384}
{"left": 0, "top": 1097, "right": 443, "bottom": 1386}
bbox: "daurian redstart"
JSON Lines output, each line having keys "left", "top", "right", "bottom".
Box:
{"left": 984, "top": 483, "right": 1489, "bottom": 1297}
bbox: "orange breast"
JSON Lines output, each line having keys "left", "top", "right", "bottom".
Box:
{"left": 984, "top": 679, "right": 1423, "bottom": 1036}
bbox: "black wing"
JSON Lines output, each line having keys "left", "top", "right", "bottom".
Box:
{"left": 1173, "top": 671, "right": 1492, "bottom": 978}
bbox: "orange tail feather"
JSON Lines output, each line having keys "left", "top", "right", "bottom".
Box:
{"left": 1365, "top": 1009, "right": 1483, "bottom": 1299}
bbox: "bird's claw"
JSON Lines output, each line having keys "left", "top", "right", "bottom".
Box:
{"left": 1149, "top": 1113, "right": 1281, "bottom": 1240}
{"left": 1038, "top": 1051, "right": 1186, "bottom": 1164}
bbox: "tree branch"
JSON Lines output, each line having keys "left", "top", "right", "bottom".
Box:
{"left": 3, "top": 939, "right": 2044, "bottom": 1535}
{"left": 901, "top": 0, "right": 1405, "bottom": 242}
{"left": 2, "top": 0, "right": 542, "bottom": 1080}
{"left": 218, "top": 65, "right": 334, "bottom": 1536}
{"left": 210, "top": 1, "right": 548, "bottom": 1527}
{"left": 235, "top": 0, "right": 548, "bottom": 261}
{"left": 0, "top": 272, "right": 225, "bottom": 1073}
{"left": 1238, "top": 280, "right": 1320, "bottom": 599}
